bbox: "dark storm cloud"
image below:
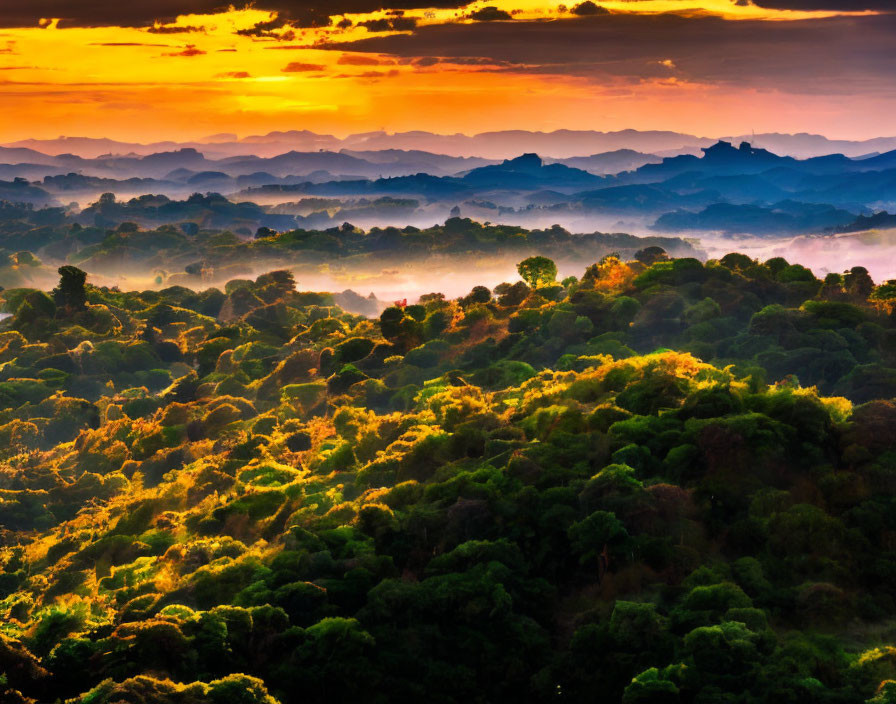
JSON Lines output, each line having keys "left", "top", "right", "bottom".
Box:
{"left": 0, "top": 1, "right": 889, "bottom": 29}
{"left": 359, "top": 15, "right": 418, "bottom": 31}
{"left": 0, "top": 1, "right": 469, "bottom": 29}
{"left": 325, "top": 13, "right": 896, "bottom": 95}
{"left": 0, "top": 1, "right": 230, "bottom": 28}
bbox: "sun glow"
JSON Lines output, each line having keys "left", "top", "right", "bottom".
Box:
{"left": 0, "top": 1, "right": 887, "bottom": 142}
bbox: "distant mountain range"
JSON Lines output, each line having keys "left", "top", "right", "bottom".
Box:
{"left": 241, "top": 154, "right": 605, "bottom": 201}
{"left": 0, "top": 146, "right": 496, "bottom": 182}
{"left": 5, "top": 128, "right": 896, "bottom": 160}
{"left": 0, "top": 149, "right": 655, "bottom": 207}
{"left": 3, "top": 138, "right": 896, "bottom": 238}
{"left": 654, "top": 201, "right": 858, "bottom": 236}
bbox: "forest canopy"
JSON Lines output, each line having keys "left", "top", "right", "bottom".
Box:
{"left": 2, "top": 250, "right": 896, "bottom": 703}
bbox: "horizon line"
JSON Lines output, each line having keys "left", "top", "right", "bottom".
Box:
{"left": 5, "top": 127, "right": 896, "bottom": 149}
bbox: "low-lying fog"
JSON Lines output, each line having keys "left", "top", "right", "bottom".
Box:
{"left": 52, "top": 226, "right": 896, "bottom": 310}
{"left": 90, "top": 258, "right": 548, "bottom": 304}
{"left": 696, "top": 229, "right": 896, "bottom": 282}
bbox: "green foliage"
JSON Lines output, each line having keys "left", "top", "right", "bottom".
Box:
{"left": 1, "top": 251, "right": 896, "bottom": 704}
{"left": 517, "top": 256, "right": 558, "bottom": 288}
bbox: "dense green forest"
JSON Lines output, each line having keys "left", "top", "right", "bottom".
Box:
{"left": 4, "top": 248, "right": 896, "bottom": 703}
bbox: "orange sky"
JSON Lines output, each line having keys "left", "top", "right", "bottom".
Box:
{"left": 0, "top": 1, "right": 888, "bottom": 143}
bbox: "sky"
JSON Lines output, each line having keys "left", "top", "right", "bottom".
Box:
{"left": 0, "top": 0, "right": 892, "bottom": 143}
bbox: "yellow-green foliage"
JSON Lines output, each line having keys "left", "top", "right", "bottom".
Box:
{"left": 2, "top": 258, "right": 896, "bottom": 704}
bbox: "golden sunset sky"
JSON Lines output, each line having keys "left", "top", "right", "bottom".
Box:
{"left": 0, "top": 0, "right": 891, "bottom": 142}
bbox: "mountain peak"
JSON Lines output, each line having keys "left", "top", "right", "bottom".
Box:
{"left": 504, "top": 153, "right": 544, "bottom": 169}
{"left": 701, "top": 140, "right": 781, "bottom": 163}
{"left": 703, "top": 140, "right": 739, "bottom": 156}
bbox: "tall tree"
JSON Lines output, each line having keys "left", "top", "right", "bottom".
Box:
{"left": 52, "top": 266, "right": 88, "bottom": 313}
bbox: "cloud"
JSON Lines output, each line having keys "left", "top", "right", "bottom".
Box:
{"left": 359, "top": 69, "right": 399, "bottom": 77}
{"left": 147, "top": 24, "right": 206, "bottom": 34}
{"left": 236, "top": 15, "right": 303, "bottom": 38}
{"left": 90, "top": 42, "right": 172, "bottom": 47}
{"left": 325, "top": 12, "right": 896, "bottom": 96}
{"left": 164, "top": 44, "right": 206, "bottom": 57}
{"left": 570, "top": 2, "right": 609, "bottom": 16}
{"left": 0, "top": 0, "right": 884, "bottom": 30}
{"left": 215, "top": 70, "right": 251, "bottom": 78}
{"left": 752, "top": 0, "right": 894, "bottom": 7}
{"left": 335, "top": 69, "right": 400, "bottom": 78}
{"left": 406, "top": 55, "right": 522, "bottom": 70}
{"left": 282, "top": 61, "right": 326, "bottom": 72}
{"left": 0, "top": 0, "right": 880, "bottom": 31}
{"left": 337, "top": 54, "right": 386, "bottom": 65}
{"left": 360, "top": 16, "right": 418, "bottom": 32}
{"left": 0, "top": 2, "right": 470, "bottom": 29}
{"left": 469, "top": 7, "right": 513, "bottom": 21}
{"left": 0, "top": 2, "right": 229, "bottom": 28}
